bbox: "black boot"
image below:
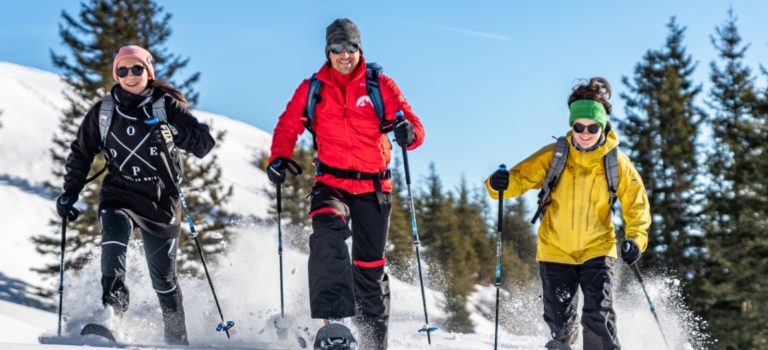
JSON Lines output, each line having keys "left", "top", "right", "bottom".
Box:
{"left": 101, "top": 276, "right": 130, "bottom": 316}
{"left": 545, "top": 339, "right": 573, "bottom": 350}
{"left": 354, "top": 314, "right": 388, "bottom": 350}
{"left": 313, "top": 322, "right": 356, "bottom": 350}
{"left": 583, "top": 326, "right": 620, "bottom": 350}
{"left": 157, "top": 289, "right": 188, "bottom": 345}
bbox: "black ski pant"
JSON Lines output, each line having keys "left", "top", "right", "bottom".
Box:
{"left": 307, "top": 183, "right": 391, "bottom": 348}
{"left": 99, "top": 208, "right": 188, "bottom": 345}
{"left": 540, "top": 257, "right": 619, "bottom": 350}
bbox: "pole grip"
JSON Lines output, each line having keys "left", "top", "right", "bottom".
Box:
{"left": 496, "top": 164, "right": 507, "bottom": 232}
{"left": 395, "top": 110, "right": 412, "bottom": 186}
{"left": 276, "top": 184, "right": 282, "bottom": 213}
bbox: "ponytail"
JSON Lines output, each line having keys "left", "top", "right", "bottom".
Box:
{"left": 150, "top": 79, "right": 188, "bottom": 106}
{"left": 567, "top": 77, "right": 612, "bottom": 114}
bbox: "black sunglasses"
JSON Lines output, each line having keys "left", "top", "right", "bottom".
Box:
{"left": 116, "top": 65, "right": 146, "bottom": 78}
{"left": 328, "top": 42, "right": 360, "bottom": 55}
{"left": 572, "top": 122, "right": 601, "bottom": 134}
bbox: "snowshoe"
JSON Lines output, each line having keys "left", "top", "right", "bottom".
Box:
{"left": 79, "top": 305, "right": 123, "bottom": 343}
{"left": 313, "top": 322, "right": 357, "bottom": 350}
{"left": 80, "top": 323, "right": 116, "bottom": 343}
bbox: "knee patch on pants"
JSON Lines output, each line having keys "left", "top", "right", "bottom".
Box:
{"left": 100, "top": 209, "right": 132, "bottom": 278}
{"left": 310, "top": 186, "right": 350, "bottom": 221}
{"left": 310, "top": 204, "right": 351, "bottom": 241}
{"left": 100, "top": 209, "right": 133, "bottom": 241}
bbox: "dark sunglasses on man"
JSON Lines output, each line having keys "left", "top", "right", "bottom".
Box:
{"left": 572, "top": 122, "right": 601, "bottom": 134}
{"left": 116, "top": 65, "right": 146, "bottom": 78}
{"left": 328, "top": 42, "right": 360, "bottom": 55}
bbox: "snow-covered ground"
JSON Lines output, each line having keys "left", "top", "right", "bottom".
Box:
{"left": 0, "top": 61, "right": 707, "bottom": 349}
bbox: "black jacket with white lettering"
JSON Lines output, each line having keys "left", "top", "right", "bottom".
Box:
{"left": 63, "top": 85, "right": 215, "bottom": 232}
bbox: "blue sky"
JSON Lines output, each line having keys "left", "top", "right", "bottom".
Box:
{"left": 2, "top": 1, "right": 768, "bottom": 205}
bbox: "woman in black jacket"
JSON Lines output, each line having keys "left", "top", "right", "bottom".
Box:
{"left": 56, "top": 45, "right": 215, "bottom": 345}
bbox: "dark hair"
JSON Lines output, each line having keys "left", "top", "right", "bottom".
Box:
{"left": 568, "top": 77, "right": 612, "bottom": 114}
{"left": 150, "top": 79, "right": 188, "bottom": 106}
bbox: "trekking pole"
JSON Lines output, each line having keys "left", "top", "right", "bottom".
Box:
{"left": 57, "top": 218, "right": 68, "bottom": 337}
{"left": 493, "top": 164, "right": 507, "bottom": 350}
{"left": 277, "top": 184, "right": 285, "bottom": 318}
{"left": 57, "top": 206, "right": 79, "bottom": 336}
{"left": 631, "top": 263, "right": 671, "bottom": 350}
{"left": 274, "top": 160, "right": 301, "bottom": 318}
{"left": 395, "top": 110, "right": 437, "bottom": 344}
{"left": 151, "top": 121, "right": 234, "bottom": 338}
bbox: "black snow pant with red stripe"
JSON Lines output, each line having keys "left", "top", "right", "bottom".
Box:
{"left": 540, "top": 256, "right": 620, "bottom": 350}
{"left": 308, "top": 183, "right": 391, "bottom": 349}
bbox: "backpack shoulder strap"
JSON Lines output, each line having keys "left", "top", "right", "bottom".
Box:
{"left": 303, "top": 74, "right": 322, "bottom": 150}
{"left": 152, "top": 94, "right": 169, "bottom": 124}
{"left": 531, "top": 136, "right": 569, "bottom": 224}
{"left": 302, "top": 63, "right": 385, "bottom": 151}
{"left": 98, "top": 95, "right": 115, "bottom": 146}
{"left": 365, "top": 62, "right": 385, "bottom": 122}
{"left": 604, "top": 146, "right": 620, "bottom": 213}
{"left": 142, "top": 94, "right": 171, "bottom": 127}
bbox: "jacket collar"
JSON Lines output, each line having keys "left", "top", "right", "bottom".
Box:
{"left": 566, "top": 129, "right": 619, "bottom": 167}
{"left": 111, "top": 84, "right": 154, "bottom": 111}
{"left": 314, "top": 56, "right": 367, "bottom": 87}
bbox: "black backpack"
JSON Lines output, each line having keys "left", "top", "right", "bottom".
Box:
{"left": 530, "top": 136, "right": 620, "bottom": 224}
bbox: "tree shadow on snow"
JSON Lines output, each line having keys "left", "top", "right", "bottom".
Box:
{"left": 0, "top": 173, "right": 54, "bottom": 200}
{"left": 0, "top": 272, "right": 54, "bottom": 311}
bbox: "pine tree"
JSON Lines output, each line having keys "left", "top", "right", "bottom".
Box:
{"left": 175, "top": 127, "right": 234, "bottom": 275}
{"left": 618, "top": 17, "right": 704, "bottom": 278}
{"left": 256, "top": 140, "right": 315, "bottom": 253}
{"left": 455, "top": 177, "right": 495, "bottom": 285}
{"left": 500, "top": 197, "right": 537, "bottom": 284}
{"left": 417, "top": 163, "right": 476, "bottom": 333}
{"left": 34, "top": 0, "right": 230, "bottom": 280}
{"left": 697, "top": 10, "right": 768, "bottom": 349}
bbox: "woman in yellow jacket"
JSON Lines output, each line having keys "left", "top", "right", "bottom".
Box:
{"left": 486, "top": 77, "right": 650, "bottom": 350}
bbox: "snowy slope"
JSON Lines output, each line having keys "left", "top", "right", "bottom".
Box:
{"left": 0, "top": 62, "right": 69, "bottom": 288}
{"left": 0, "top": 226, "right": 705, "bottom": 350}
{"left": 0, "top": 61, "right": 707, "bottom": 349}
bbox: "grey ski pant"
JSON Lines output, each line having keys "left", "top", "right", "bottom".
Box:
{"left": 540, "top": 257, "right": 620, "bottom": 350}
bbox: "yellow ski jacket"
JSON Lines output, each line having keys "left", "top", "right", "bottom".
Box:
{"left": 485, "top": 130, "right": 650, "bottom": 265}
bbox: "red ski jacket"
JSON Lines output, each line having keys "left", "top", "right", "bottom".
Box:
{"left": 269, "top": 57, "right": 425, "bottom": 194}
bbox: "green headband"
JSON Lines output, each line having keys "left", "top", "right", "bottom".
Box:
{"left": 569, "top": 99, "right": 607, "bottom": 129}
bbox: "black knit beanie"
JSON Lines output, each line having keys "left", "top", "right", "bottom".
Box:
{"left": 325, "top": 18, "right": 363, "bottom": 57}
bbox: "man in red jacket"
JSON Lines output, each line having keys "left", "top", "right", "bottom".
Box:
{"left": 267, "top": 18, "right": 425, "bottom": 350}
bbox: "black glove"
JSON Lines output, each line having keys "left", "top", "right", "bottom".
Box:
{"left": 56, "top": 192, "right": 80, "bottom": 221}
{"left": 152, "top": 124, "right": 180, "bottom": 145}
{"left": 621, "top": 240, "right": 641, "bottom": 265}
{"left": 393, "top": 119, "right": 415, "bottom": 147}
{"left": 489, "top": 169, "right": 510, "bottom": 192}
{"left": 267, "top": 157, "right": 303, "bottom": 185}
